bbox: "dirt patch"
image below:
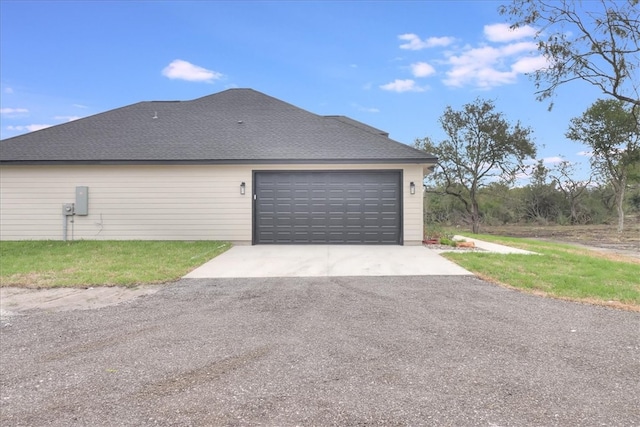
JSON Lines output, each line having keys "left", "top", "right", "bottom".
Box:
{"left": 480, "top": 223, "right": 640, "bottom": 259}
{"left": 0, "top": 285, "right": 161, "bottom": 320}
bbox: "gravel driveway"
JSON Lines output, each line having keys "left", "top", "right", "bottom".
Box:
{"left": 1, "top": 276, "right": 639, "bottom": 426}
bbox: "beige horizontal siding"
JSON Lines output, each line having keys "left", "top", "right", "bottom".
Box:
{"left": 0, "top": 165, "right": 250, "bottom": 241}
{"left": 0, "top": 163, "right": 428, "bottom": 243}
{"left": 401, "top": 164, "right": 425, "bottom": 244}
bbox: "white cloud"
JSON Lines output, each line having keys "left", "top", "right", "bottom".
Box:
{"left": 411, "top": 62, "right": 436, "bottom": 78}
{"left": 54, "top": 115, "right": 81, "bottom": 122}
{"left": 577, "top": 151, "right": 593, "bottom": 157}
{"left": 4, "top": 87, "right": 14, "bottom": 94}
{"left": 380, "top": 79, "right": 426, "bottom": 93}
{"left": 399, "top": 33, "right": 455, "bottom": 50}
{"left": 443, "top": 42, "right": 541, "bottom": 88}
{"left": 444, "top": 47, "right": 510, "bottom": 88}
{"left": 542, "top": 156, "right": 564, "bottom": 164}
{"left": 389, "top": 23, "right": 545, "bottom": 92}
{"left": 162, "top": 59, "right": 223, "bottom": 82}
{"left": 0, "top": 107, "right": 28, "bottom": 114}
{"left": 484, "top": 23, "right": 537, "bottom": 42}
{"left": 7, "top": 124, "right": 52, "bottom": 132}
{"left": 511, "top": 55, "right": 548, "bottom": 73}
{"left": 500, "top": 41, "right": 538, "bottom": 56}
{"left": 73, "top": 104, "right": 88, "bottom": 109}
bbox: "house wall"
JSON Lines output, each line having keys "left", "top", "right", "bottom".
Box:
{"left": 0, "top": 164, "right": 426, "bottom": 244}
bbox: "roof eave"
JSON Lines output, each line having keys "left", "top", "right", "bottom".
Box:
{"left": 0, "top": 157, "right": 437, "bottom": 166}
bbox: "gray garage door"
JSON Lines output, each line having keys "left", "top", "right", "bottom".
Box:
{"left": 254, "top": 171, "right": 402, "bottom": 244}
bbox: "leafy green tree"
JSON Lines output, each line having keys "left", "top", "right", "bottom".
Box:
{"left": 422, "top": 185, "right": 467, "bottom": 224}
{"left": 574, "top": 184, "right": 614, "bottom": 224}
{"left": 500, "top": 0, "right": 640, "bottom": 112}
{"left": 416, "top": 98, "right": 536, "bottom": 233}
{"left": 479, "top": 182, "right": 520, "bottom": 225}
{"left": 628, "top": 192, "right": 640, "bottom": 212}
{"left": 567, "top": 99, "right": 640, "bottom": 231}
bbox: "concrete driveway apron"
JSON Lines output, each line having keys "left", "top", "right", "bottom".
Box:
{"left": 184, "top": 245, "right": 473, "bottom": 278}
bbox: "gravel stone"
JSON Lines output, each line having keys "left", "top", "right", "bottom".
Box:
{"left": 1, "top": 276, "right": 638, "bottom": 426}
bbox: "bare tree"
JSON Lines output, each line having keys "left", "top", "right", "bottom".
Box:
{"left": 549, "top": 159, "right": 592, "bottom": 224}
{"left": 524, "top": 159, "right": 557, "bottom": 222}
{"left": 500, "top": 0, "right": 640, "bottom": 113}
{"left": 416, "top": 99, "right": 536, "bottom": 233}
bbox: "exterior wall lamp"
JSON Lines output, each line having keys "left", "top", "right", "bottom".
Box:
{"left": 410, "top": 181, "right": 416, "bottom": 195}
{"left": 240, "top": 182, "right": 246, "bottom": 195}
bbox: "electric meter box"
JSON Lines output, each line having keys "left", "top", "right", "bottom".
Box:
{"left": 75, "top": 186, "right": 89, "bottom": 216}
{"left": 62, "top": 203, "right": 74, "bottom": 216}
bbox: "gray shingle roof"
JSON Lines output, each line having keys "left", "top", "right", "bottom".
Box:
{"left": 0, "top": 88, "right": 435, "bottom": 165}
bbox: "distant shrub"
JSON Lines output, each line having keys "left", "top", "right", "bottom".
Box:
{"left": 556, "top": 213, "right": 570, "bottom": 226}
{"left": 439, "top": 237, "right": 457, "bottom": 247}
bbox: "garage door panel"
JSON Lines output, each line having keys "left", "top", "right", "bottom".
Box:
{"left": 255, "top": 171, "right": 401, "bottom": 244}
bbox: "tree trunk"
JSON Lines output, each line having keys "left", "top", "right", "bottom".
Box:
{"left": 570, "top": 201, "right": 578, "bottom": 225}
{"left": 616, "top": 183, "right": 626, "bottom": 233}
{"left": 471, "top": 200, "right": 480, "bottom": 234}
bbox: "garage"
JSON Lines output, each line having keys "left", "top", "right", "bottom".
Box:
{"left": 1, "top": 89, "right": 435, "bottom": 243}
{"left": 253, "top": 171, "right": 402, "bottom": 244}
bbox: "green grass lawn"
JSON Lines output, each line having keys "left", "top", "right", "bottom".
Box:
{"left": 2, "top": 236, "right": 638, "bottom": 311}
{"left": 0, "top": 240, "right": 231, "bottom": 288}
{"left": 444, "top": 234, "right": 640, "bottom": 310}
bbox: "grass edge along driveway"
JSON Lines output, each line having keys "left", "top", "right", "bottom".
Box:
{"left": 444, "top": 234, "right": 640, "bottom": 312}
{"left": 0, "top": 240, "right": 231, "bottom": 288}
{"left": 2, "top": 237, "right": 639, "bottom": 312}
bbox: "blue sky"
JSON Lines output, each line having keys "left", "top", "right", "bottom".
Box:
{"left": 1, "top": 1, "right": 604, "bottom": 180}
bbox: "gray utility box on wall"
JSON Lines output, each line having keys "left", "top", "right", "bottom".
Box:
{"left": 75, "top": 186, "right": 89, "bottom": 216}
{"left": 62, "top": 203, "right": 74, "bottom": 216}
